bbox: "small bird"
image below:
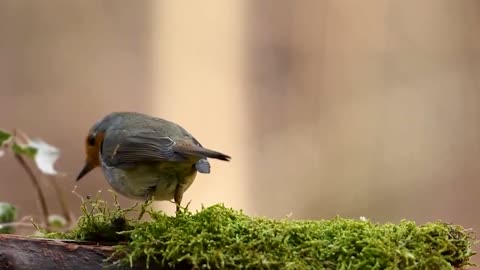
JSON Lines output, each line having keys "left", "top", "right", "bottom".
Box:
{"left": 76, "top": 112, "right": 231, "bottom": 212}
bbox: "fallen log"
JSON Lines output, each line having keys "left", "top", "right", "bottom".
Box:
{"left": 0, "top": 234, "right": 160, "bottom": 270}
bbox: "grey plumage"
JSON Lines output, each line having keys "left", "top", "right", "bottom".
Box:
{"left": 83, "top": 112, "right": 231, "bottom": 205}
{"left": 94, "top": 112, "right": 230, "bottom": 171}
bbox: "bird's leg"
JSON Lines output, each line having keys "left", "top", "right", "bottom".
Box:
{"left": 137, "top": 203, "right": 147, "bottom": 220}
{"left": 137, "top": 192, "right": 154, "bottom": 220}
{"left": 174, "top": 184, "right": 184, "bottom": 215}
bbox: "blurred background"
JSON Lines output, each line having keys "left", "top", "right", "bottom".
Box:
{"left": 0, "top": 0, "right": 479, "bottom": 259}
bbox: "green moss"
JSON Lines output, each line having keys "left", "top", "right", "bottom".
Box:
{"left": 43, "top": 194, "right": 476, "bottom": 269}
{"left": 44, "top": 192, "right": 139, "bottom": 243}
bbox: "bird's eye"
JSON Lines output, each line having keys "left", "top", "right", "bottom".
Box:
{"left": 87, "top": 135, "right": 96, "bottom": 146}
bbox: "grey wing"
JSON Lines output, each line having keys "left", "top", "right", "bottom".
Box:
{"left": 101, "top": 131, "right": 188, "bottom": 167}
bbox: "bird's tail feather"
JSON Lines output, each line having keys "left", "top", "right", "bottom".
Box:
{"left": 174, "top": 145, "right": 231, "bottom": 161}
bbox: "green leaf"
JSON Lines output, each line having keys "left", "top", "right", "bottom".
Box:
{"left": 48, "top": 214, "right": 67, "bottom": 229}
{"left": 33, "top": 230, "right": 45, "bottom": 237}
{"left": 10, "top": 137, "right": 60, "bottom": 174}
{"left": 0, "top": 202, "right": 17, "bottom": 234}
{"left": 12, "top": 143, "right": 38, "bottom": 159}
{"left": 0, "top": 129, "right": 12, "bottom": 146}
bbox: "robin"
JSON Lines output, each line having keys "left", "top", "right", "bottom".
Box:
{"left": 76, "top": 112, "right": 231, "bottom": 212}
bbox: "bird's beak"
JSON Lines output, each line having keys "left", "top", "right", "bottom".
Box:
{"left": 76, "top": 162, "right": 94, "bottom": 181}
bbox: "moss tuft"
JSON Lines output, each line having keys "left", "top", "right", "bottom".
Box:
{"left": 43, "top": 192, "right": 140, "bottom": 243}
{"left": 44, "top": 195, "right": 476, "bottom": 269}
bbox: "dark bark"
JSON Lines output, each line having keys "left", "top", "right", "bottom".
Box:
{"left": 0, "top": 234, "right": 164, "bottom": 270}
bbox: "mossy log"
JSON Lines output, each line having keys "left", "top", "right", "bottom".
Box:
{"left": 0, "top": 232, "right": 474, "bottom": 270}
{"left": 22, "top": 197, "right": 475, "bottom": 269}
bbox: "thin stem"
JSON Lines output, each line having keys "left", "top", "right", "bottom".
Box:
{"left": 14, "top": 153, "right": 49, "bottom": 230}
{"left": 0, "top": 221, "right": 35, "bottom": 229}
{"left": 12, "top": 129, "right": 52, "bottom": 230}
{"left": 47, "top": 175, "right": 73, "bottom": 226}
{"left": 14, "top": 129, "right": 73, "bottom": 228}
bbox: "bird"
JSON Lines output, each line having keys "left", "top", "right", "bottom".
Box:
{"left": 76, "top": 111, "right": 231, "bottom": 213}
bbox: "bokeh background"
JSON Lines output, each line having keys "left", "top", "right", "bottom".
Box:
{"left": 0, "top": 0, "right": 479, "bottom": 262}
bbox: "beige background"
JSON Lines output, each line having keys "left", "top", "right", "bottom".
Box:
{"left": 0, "top": 0, "right": 479, "bottom": 262}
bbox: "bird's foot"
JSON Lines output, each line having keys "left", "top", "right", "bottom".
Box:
{"left": 174, "top": 185, "right": 184, "bottom": 217}
{"left": 137, "top": 196, "right": 154, "bottom": 220}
